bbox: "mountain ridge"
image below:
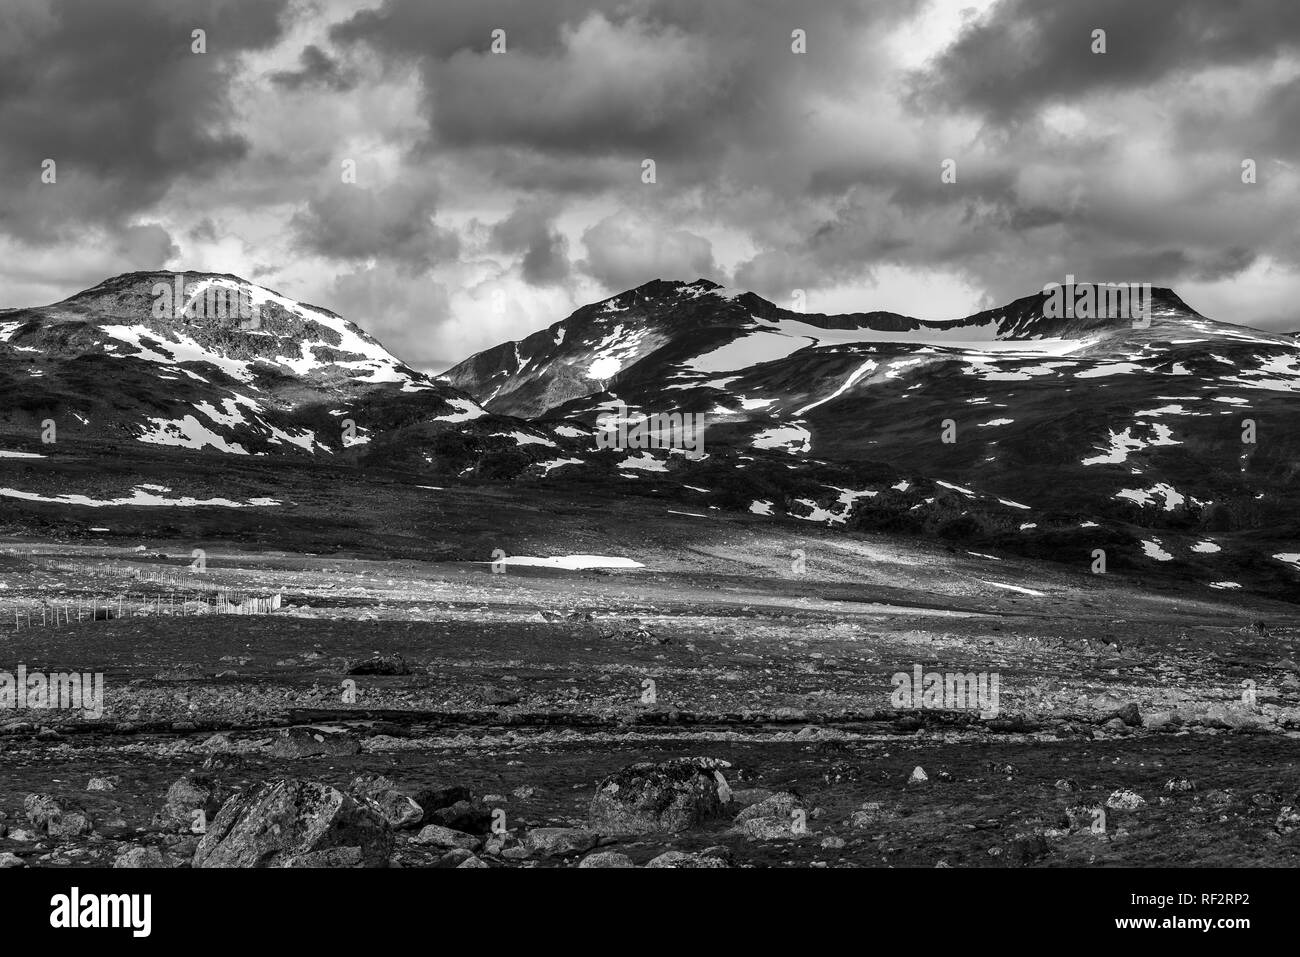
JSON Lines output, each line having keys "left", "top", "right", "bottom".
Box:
{"left": 4, "top": 270, "right": 1300, "bottom": 601}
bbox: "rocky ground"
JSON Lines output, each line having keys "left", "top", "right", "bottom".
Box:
{"left": 2, "top": 521, "right": 1299, "bottom": 869}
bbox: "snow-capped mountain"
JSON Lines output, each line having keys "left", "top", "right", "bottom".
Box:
{"left": 4, "top": 271, "right": 1299, "bottom": 597}
{"left": 445, "top": 278, "right": 1300, "bottom": 594}
{"left": 0, "top": 271, "right": 490, "bottom": 457}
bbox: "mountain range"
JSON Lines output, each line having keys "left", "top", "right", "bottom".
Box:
{"left": 3, "top": 271, "right": 1299, "bottom": 598}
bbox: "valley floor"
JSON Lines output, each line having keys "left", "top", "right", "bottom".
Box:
{"left": 1, "top": 527, "right": 1298, "bottom": 868}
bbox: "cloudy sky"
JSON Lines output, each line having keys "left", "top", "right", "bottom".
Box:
{"left": 3, "top": 0, "right": 1299, "bottom": 371}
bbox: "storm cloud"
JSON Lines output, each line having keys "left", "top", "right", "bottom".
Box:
{"left": 3, "top": 0, "right": 1300, "bottom": 367}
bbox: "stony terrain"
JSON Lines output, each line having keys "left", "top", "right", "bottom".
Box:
{"left": 2, "top": 508, "right": 1299, "bottom": 869}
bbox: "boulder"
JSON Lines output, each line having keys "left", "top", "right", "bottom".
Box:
{"left": 350, "top": 774, "right": 423, "bottom": 829}
{"left": 24, "top": 794, "right": 93, "bottom": 838}
{"left": 521, "top": 827, "right": 599, "bottom": 858}
{"left": 1106, "top": 789, "right": 1146, "bottom": 811}
{"left": 413, "top": 824, "right": 481, "bottom": 852}
{"left": 164, "top": 773, "right": 228, "bottom": 828}
{"left": 644, "top": 850, "right": 728, "bottom": 868}
{"left": 112, "top": 846, "right": 173, "bottom": 868}
{"left": 428, "top": 799, "right": 493, "bottom": 835}
{"left": 733, "top": 791, "right": 801, "bottom": 823}
{"left": 589, "top": 757, "right": 731, "bottom": 835}
{"left": 192, "top": 779, "right": 391, "bottom": 868}
{"left": 269, "top": 726, "right": 362, "bottom": 758}
{"left": 412, "top": 783, "right": 471, "bottom": 819}
{"left": 850, "top": 802, "right": 899, "bottom": 829}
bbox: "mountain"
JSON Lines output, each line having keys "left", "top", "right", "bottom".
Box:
{"left": 0, "top": 271, "right": 496, "bottom": 458}
{"left": 4, "top": 271, "right": 1299, "bottom": 599}
{"left": 444, "top": 278, "right": 1300, "bottom": 595}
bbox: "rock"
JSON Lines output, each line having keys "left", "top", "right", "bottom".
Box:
{"left": 734, "top": 792, "right": 801, "bottom": 823}
{"left": 24, "top": 794, "right": 93, "bottom": 838}
{"left": 284, "top": 847, "right": 365, "bottom": 867}
{"left": 112, "top": 846, "right": 172, "bottom": 868}
{"left": 472, "top": 685, "right": 521, "bottom": 707}
{"left": 733, "top": 817, "right": 804, "bottom": 841}
{"left": 1054, "top": 778, "right": 1080, "bottom": 791}
{"left": 589, "top": 757, "right": 732, "bottom": 835}
{"left": 192, "top": 779, "right": 392, "bottom": 868}
{"left": 0, "top": 853, "right": 22, "bottom": 869}
{"left": 820, "top": 836, "right": 846, "bottom": 850}
{"left": 1108, "top": 703, "right": 1142, "bottom": 727}
{"left": 350, "top": 774, "right": 424, "bottom": 829}
{"left": 412, "top": 784, "right": 471, "bottom": 818}
{"left": 1106, "top": 789, "right": 1146, "bottom": 811}
{"left": 1143, "top": 711, "right": 1179, "bottom": 730}
{"left": 162, "top": 834, "right": 200, "bottom": 857}
{"left": 457, "top": 855, "right": 489, "bottom": 868}
{"left": 908, "top": 766, "right": 929, "bottom": 784}
{"left": 1275, "top": 804, "right": 1300, "bottom": 834}
{"left": 1201, "top": 789, "right": 1232, "bottom": 808}
{"left": 344, "top": 655, "right": 409, "bottom": 676}
{"left": 202, "top": 752, "right": 243, "bottom": 772}
{"left": 522, "top": 827, "right": 599, "bottom": 858}
{"left": 201, "top": 733, "right": 234, "bottom": 752}
{"left": 578, "top": 851, "right": 634, "bottom": 868}
{"left": 427, "top": 847, "right": 475, "bottom": 868}
{"left": 644, "top": 850, "right": 728, "bottom": 868}
{"left": 86, "top": 777, "right": 117, "bottom": 792}
{"left": 269, "top": 726, "right": 361, "bottom": 758}
{"left": 850, "top": 802, "right": 899, "bottom": 828}
{"left": 1163, "top": 777, "right": 1195, "bottom": 792}
{"left": 164, "top": 773, "right": 228, "bottom": 827}
{"left": 428, "top": 799, "right": 493, "bottom": 835}
{"left": 413, "top": 824, "right": 481, "bottom": 852}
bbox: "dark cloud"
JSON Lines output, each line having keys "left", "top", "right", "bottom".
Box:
{"left": 579, "top": 214, "right": 718, "bottom": 289}
{"left": 0, "top": 0, "right": 290, "bottom": 244}
{"left": 4, "top": 0, "right": 1300, "bottom": 341}
{"left": 114, "top": 223, "right": 180, "bottom": 266}
{"left": 269, "top": 44, "right": 358, "bottom": 92}
{"left": 333, "top": 0, "right": 923, "bottom": 169}
{"left": 914, "top": 0, "right": 1300, "bottom": 122}
{"left": 491, "top": 203, "right": 570, "bottom": 285}
{"left": 188, "top": 218, "right": 219, "bottom": 243}
{"left": 290, "top": 178, "right": 460, "bottom": 271}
